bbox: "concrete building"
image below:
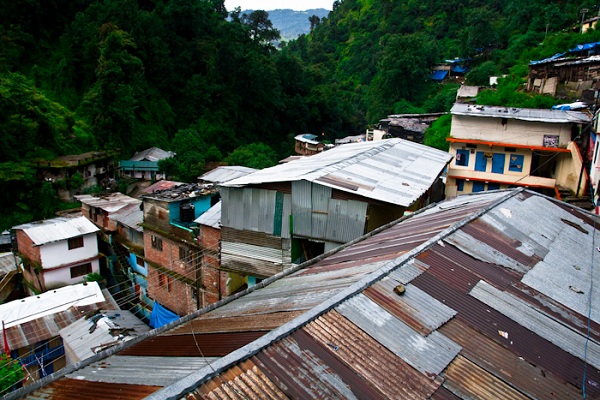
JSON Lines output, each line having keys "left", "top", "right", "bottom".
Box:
{"left": 13, "top": 216, "right": 100, "bottom": 293}
{"left": 294, "top": 133, "right": 326, "bottom": 155}
{"left": 218, "top": 139, "right": 452, "bottom": 292}
{"left": 445, "top": 103, "right": 591, "bottom": 199}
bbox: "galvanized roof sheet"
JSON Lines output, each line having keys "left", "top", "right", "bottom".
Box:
{"left": 451, "top": 102, "right": 591, "bottom": 124}
{"left": 109, "top": 203, "right": 143, "bottom": 232}
{"left": 127, "top": 147, "right": 174, "bottom": 162}
{"left": 13, "top": 215, "right": 99, "bottom": 246}
{"left": 18, "top": 189, "right": 600, "bottom": 400}
{"left": 194, "top": 200, "right": 221, "bottom": 228}
{"left": 199, "top": 166, "right": 257, "bottom": 184}
{"left": 75, "top": 193, "right": 141, "bottom": 213}
{"left": 0, "top": 252, "right": 18, "bottom": 275}
{"left": 222, "top": 139, "right": 453, "bottom": 207}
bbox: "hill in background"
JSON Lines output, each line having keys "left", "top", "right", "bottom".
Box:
{"left": 242, "top": 8, "right": 330, "bottom": 42}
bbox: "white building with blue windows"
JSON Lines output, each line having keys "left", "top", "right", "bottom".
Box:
{"left": 445, "top": 103, "right": 591, "bottom": 199}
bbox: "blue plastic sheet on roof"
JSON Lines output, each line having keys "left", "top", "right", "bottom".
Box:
{"left": 430, "top": 70, "right": 448, "bottom": 81}
{"left": 569, "top": 42, "right": 600, "bottom": 53}
{"left": 149, "top": 301, "right": 180, "bottom": 328}
{"left": 529, "top": 52, "right": 566, "bottom": 65}
{"left": 444, "top": 58, "right": 471, "bottom": 64}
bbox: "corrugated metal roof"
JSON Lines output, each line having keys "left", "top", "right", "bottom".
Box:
{"left": 109, "top": 203, "right": 143, "bottom": 232}
{"left": 128, "top": 147, "right": 174, "bottom": 162}
{"left": 199, "top": 165, "right": 257, "bottom": 183}
{"left": 19, "top": 189, "right": 600, "bottom": 400}
{"left": 75, "top": 193, "right": 141, "bottom": 213}
{"left": 222, "top": 139, "right": 452, "bottom": 207}
{"left": 451, "top": 103, "right": 591, "bottom": 123}
{"left": 194, "top": 200, "right": 221, "bottom": 229}
{"left": 13, "top": 215, "right": 99, "bottom": 246}
{"left": 141, "top": 180, "right": 184, "bottom": 194}
{"left": 0, "top": 252, "right": 18, "bottom": 275}
{"left": 59, "top": 310, "right": 150, "bottom": 363}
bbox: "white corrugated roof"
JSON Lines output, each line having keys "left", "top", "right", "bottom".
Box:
{"left": 75, "top": 193, "right": 141, "bottom": 213}
{"left": 0, "top": 282, "right": 104, "bottom": 328}
{"left": 128, "top": 147, "right": 175, "bottom": 162}
{"left": 222, "top": 139, "right": 453, "bottom": 207}
{"left": 451, "top": 103, "right": 591, "bottom": 123}
{"left": 194, "top": 201, "right": 221, "bottom": 229}
{"left": 13, "top": 215, "right": 99, "bottom": 246}
{"left": 199, "top": 166, "right": 257, "bottom": 184}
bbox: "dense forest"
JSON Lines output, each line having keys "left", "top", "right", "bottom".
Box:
{"left": 1, "top": 0, "right": 599, "bottom": 229}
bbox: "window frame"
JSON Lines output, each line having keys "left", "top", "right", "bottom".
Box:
{"left": 67, "top": 236, "right": 84, "bottom": 250}
{"left": 151, "top": 235, "right": 163, "bottom": 251}
{"left": 70, "top": 263, "right": 92, "bottom": 279}
{"left": 455, "top": 149, "right": 470, "bottom": 166}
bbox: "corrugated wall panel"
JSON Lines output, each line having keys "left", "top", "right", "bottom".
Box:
{"left": 220, "top": 253, "right": 283, "bottom": 278}
{"left": 281, "top": 193, "right": 292, "bottom": 239}
{"left": 325, "top": 200, "right": 367, "bottom": 243}
{"left": 443, "top": 356, "right": 529, "bottom": 400}
{"left": 222, "top": 242, "right": 283, "bottom": 263}
{"left": 336, "top": 294, "right": 461, "bottom": 376}
{"left": 303, "top": 310, "right": 442, "bottom": 399}
{"left": 311, "top": 184, "right": 331, "bottom": 239}
{"left": 291, "top": 180, "right": 312, "bottom": 237}
{"left": 221, "top": 228, "right": 283, "bottom": 248}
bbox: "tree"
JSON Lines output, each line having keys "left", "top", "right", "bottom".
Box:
{"left": 242, "top": 10, "right": 280, "bottom": 45}
{"left": 0, "top": 354, "right": 24, "bottom": 393}
{"left": 309, "top": 15, "right": 321, "bottom": 31}
{"left": 424, "top": 114, "right": 452, "bottom": 151}
{"left": 225, "top": 143, "right": 278, "bottom": 169}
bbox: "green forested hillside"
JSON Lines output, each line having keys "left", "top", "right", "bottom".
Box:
{"left": 0, "top": 0, "right": 597, "bottom": 229}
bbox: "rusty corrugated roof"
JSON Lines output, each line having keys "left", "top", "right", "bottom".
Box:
{"left": 16, "top": 189, "right": 600, "bottom": 400}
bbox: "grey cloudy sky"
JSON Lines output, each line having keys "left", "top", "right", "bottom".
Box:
{"left": 224, "top": 0, "right": 332, "bottom": 11}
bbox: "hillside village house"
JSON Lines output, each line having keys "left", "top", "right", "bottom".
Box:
{"left": 0, "top": 282, "right": 117, "bottom": 385}
{"left": 76, "top": 192, "right": 142, "bottom": 232}
{"left": 13, "top": 216, "right": 100, "bottom": 293}
{"left": 445, "top": 103, "right": 591, "bottom": 199}
{"left": 141, "top": 182, "right": 219, "bottom": 316}
{"left": 34, "top": 151, "right": 117, "bottom": 201}
{"left": 218, "top": 138, "right": 452, "bottom": 293}
{"left": 15, "top": 189, "right": 600, "bottom": 399}
{"left": 294, "top": 133, "right": 326, "bottom": 155}
{"left": 119, "top": 147, "right": 175, "bottom": 181}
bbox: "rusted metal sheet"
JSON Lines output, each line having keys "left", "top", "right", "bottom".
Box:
{"left": 190, "top": 359, "right": 288, "bottom": 400}
{"left": 415, "top": 247, "right": 481, "bottom": 293}
{"left": 336, "top": 294, "right": 461, "bottom": 377}
{"left": 443, "top": 355, "right": 529, "bottom": 400}
{"left": 440, "top": 318, "right": 584, "bottom": 400}
{"left": 26, "top": 378, "right": 161, "bottom": 400}
{"left": 303, "top": 310, "right": 442, "bottom": 399}
{"left": 471, "top": 280, "right": 600, "bottom": 369}
{"left": 429, "top": 386, "right": 462, "bottom": 400}
{"left": 168, "top": 311, "right": 304, "bottom": 335}
{"left": 255, "top": 331, "right": 385, "bottom": 399}
{"left": 118, "top": 332, "right": 265, "bottom": 357}
{"left": 364, "top": 279, "right": 456, "bottom": 335}
{"left": 412, "top": 270, "right": 600, "bottom": 397}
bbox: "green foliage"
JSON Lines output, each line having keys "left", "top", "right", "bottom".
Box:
{"left": 424, "top": 114, "right": 452, "bottom": 151}
{"left": 466, "top": 61, "right": 498, "bottom": 86}
{"left": 476, "top": 73, "right": 557, "bottom": 108}
{"left": 0, "top": 354, "right": 24, "bottom": 393}
{"left": 84, "top": 272, "right": 104, "bottom": 283}
{"left": 225, "top": 143, "right": 278, "bottom": 169}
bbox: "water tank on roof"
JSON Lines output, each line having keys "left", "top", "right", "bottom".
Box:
{"left": 180, "top": 203, "right": 195, "bottom": 223}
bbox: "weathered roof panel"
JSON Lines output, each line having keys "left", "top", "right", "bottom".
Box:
{"left": 75, "top": 193, "right": 141, "bottom": 213}
{"left": 128, "top": 147, "right": 174, "bottom": 162}
{"left": 13, "top": 216, "right": 99, "bottom": 246}
{"left": 194, "top": 200, "right": 221, "bottom": 228}
{"left": 222, "top": 139, "right": 452, "bottom": 207}
{"left": 199, "top": 165, "right": 257, "bottom": 184}
{"left": 451, "top": 103, "right": 591, "bottom": 123}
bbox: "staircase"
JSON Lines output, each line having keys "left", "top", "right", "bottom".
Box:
{"left": 109, "top": 241, "right": 136, "bottom": 309}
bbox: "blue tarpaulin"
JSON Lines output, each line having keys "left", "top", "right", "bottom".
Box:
{"left": 529, "top": 52, "right": 566, "bottom": 65}
{"left": 451, "top": 65, "right": 469, "bottom": 74}
{"left": 569, "top": 42, "right": 600, "bottom": 53}
{"left": 430, "top": 70, "right": 448, "bottom": 81}
{"left": 149, "top": 302, "right": 180, "bottom": 328}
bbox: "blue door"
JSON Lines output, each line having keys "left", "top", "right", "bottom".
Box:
{"left": 487, "top": 183, "right": 500, "bottom": 191}
{"left": 472, "top": 181, "right": 485, "bottom": 192}
{"left": 491, "top": 153, "right": 505, "bottom": 174}
{"left": 475, "top": 152, "right": 487, "bottom": 172}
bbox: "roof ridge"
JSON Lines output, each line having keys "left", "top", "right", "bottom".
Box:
{"left": 147, "top": 189, "right": 521, "bottom": 399}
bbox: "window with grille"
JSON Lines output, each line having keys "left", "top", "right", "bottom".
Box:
{"left": 151, "top": 235, "right": 163, "bottom": 251}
